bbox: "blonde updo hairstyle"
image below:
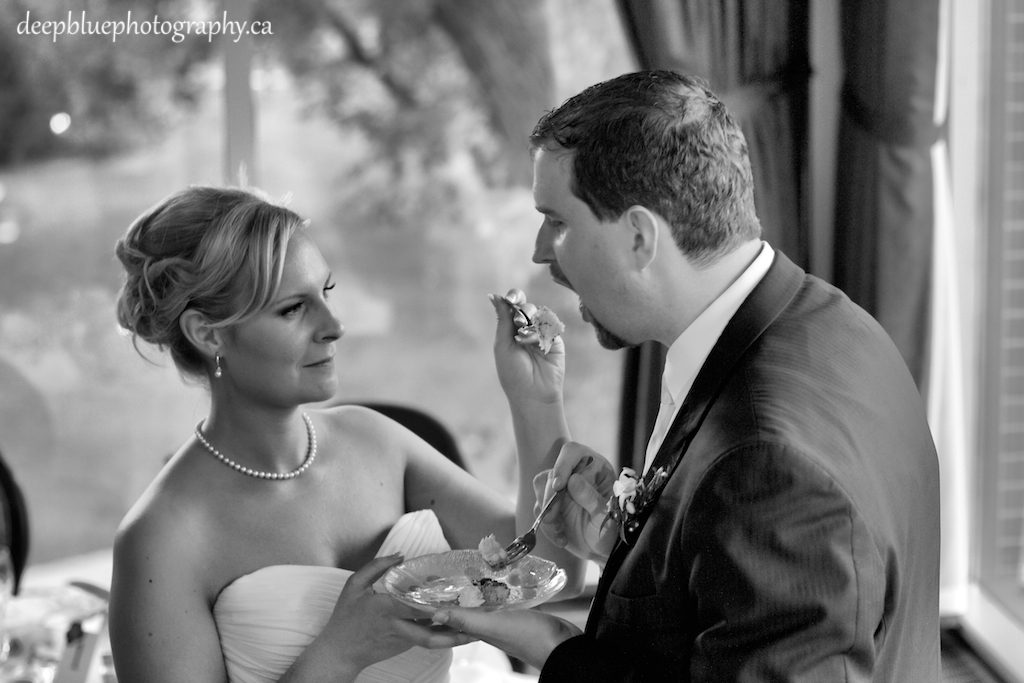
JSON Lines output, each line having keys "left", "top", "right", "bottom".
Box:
{"left": 115, "top": 185, "right": 305, "bottom": 381}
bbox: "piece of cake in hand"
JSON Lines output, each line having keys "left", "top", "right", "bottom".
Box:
{"left": 478, "top": 534, "right": 507, "bottom": 569}
{"left": 530, "top": 306, "right": 565, "bottom": 354}
{"left": 504, "top": 290, "right": 565, "bottom": 355}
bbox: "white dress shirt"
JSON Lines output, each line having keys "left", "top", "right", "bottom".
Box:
{"left": 643, "top": 242, "right": 776, "bottom": 474}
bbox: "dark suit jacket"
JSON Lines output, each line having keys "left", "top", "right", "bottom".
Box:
{"left": 541, "top": 251, "right": 941, "bottom": 682}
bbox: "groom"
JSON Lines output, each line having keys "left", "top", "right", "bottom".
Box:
{"left": 433, "top": 69, "right": 942, "bottom": 681}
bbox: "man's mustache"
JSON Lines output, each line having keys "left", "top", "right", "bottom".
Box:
{"left": 549, "top": 264, "right": 570, "bottom": 288}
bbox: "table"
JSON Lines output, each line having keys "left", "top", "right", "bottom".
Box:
{"left": 21, "top": 551, "right": 113, "bottom": 593}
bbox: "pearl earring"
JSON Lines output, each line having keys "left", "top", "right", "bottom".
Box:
{"left": 214, "top": 354, "right": 223, "bottom": 378}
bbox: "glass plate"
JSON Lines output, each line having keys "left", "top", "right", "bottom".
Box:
{"left": 382, "top": 549, "right": 566, "bottom": 612}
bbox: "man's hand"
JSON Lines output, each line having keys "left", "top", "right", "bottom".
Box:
{"left": 533, "top": 442, "right": 618, "bottom": 563}
{"left": 429, "top": 607, "right": 581, "bottom": 670}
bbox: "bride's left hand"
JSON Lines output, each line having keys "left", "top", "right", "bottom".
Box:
{"left": 311, "top": 555, "right": 477, "bottom": 675}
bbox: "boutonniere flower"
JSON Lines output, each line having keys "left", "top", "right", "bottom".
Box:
{"left": 604, "top": 466, "right": 669, "bottom": 544}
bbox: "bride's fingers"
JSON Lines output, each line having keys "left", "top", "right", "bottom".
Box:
{"left": 505, "top": 288, "right": 526, "bottom": 305}
{"left": 514, "top": 329, "right": 540, "bottom": 344}
{"left": 489, "top": 294, "right": 518, "bottom": 330}
{"left": 493, "top": 293, "right": 544, "bottom": 349}
{"left": 347, "top": 554, "right": 404, "bottom": 593}
{"left": 503, "top": 289, "right": 541, "bottom": 327}
{"left": 518, "top": 302, "right": 538, "bottom": 320}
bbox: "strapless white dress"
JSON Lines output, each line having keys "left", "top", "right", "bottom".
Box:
{"left": 213, "top": 509, "right": 454, "bottom": 683}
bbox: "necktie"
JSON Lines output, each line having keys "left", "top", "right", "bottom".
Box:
{"left": 643, "top": 378, "right": 676, "bottom": 474}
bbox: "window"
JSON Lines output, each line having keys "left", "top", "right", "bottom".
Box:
{"left": 245, "top": 1, "right": 633, "bottom": 499}
{"left": 0, "top": 28, "right": 227, "bottom": 561}
{"left": 0, "top": 0, "right": 631, "bottom": 567}
{"left": 979, "top": 0, "right": 1024, "bottom": 630}
{"left": 961, "top": 0, "right": 1024, "bottom": 678}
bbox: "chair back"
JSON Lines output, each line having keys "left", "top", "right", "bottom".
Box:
{"left": 349, "top": 402, "right": 467, "bottom": 471}
{"left": 0, "top": 449, "right": 29, "bottom": 593}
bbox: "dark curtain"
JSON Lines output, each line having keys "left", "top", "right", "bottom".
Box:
{"left": 617, "top": 0, "right": 811, "bottom": 268}
{"left": 615, "top": 0, "right": 811, "bottom": 469}
{"left": 831, "top": 0, "right": 942, "bottom": 388}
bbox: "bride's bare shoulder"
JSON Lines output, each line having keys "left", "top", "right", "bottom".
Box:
{"left": 113, "top": 447, "right": 218, "bottom": 576}
{"left": 314, "top": 403, "right": 413, "bottom": 445}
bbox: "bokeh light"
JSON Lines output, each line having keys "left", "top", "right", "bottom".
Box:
{"left": 0, "top": 220, "right": 20, "bottom": 244}
{"left": 49, "top": 113, "right": 72, "bottom": 135}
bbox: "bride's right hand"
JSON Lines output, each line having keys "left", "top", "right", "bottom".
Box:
{"left": 308, "top": 555, "right": 475, "bottom": 677}
{"left": 490, "top": 289, "right": 565, "bottom": 406}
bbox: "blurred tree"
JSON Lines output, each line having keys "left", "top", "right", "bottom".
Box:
{"left": 433, "top": 0, "right": 553, "bottom": 185}
{"left": 2, "top": 0, "right": 555, "bottom": 187}
{"left": 0, "top": 0, "right": 214, "bottom": 166}
{"left": 254, "top": 0, "right": 553, "bottom": 187}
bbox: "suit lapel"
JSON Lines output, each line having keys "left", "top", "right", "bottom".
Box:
{"left": 586, "top": 250, "right": 805, "bottom": 633}
{"left": 640, "top": 252, "right": 804, "bottom": 496}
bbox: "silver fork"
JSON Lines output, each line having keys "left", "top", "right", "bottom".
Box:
{"left": 500, "top": 487, "right": 566, "bottom": 567}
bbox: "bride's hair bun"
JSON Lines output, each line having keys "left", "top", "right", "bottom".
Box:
{"left": 114, "top": 185, "right": 305, "bottom": 380}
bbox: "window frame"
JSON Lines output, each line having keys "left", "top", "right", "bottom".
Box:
{"left": 956, "top": 0, "right": 1024, "bottom": 679}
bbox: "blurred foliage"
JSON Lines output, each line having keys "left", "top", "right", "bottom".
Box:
{"left": 250, "top": 0, "right": 552, "bottom": 242}
{"left": 1, "top": 0, "right": 553, "bottom": 188}
{"left": 0, "top": 0, "right": 215, "bottom": 164}
{"left": 256, "top": 0, "right": 506, "bottom": 185}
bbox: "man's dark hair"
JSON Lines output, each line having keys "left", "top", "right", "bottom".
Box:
{"left": 530, "top": 70, "right": 762, "bottom": 265}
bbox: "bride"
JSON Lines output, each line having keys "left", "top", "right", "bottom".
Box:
{"left": 107, "top": 185, "right": 583, "bottom": 682}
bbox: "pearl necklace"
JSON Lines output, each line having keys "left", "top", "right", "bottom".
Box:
{"left": 194, "top": 413, "right": 316, "bottom": 480}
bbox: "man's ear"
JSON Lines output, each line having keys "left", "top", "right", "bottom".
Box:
{"left": 625, "top": 206, "right": 659, "bottom": 271}
{"left": 179, "top": 309, "right": 222, "bottom": 360}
